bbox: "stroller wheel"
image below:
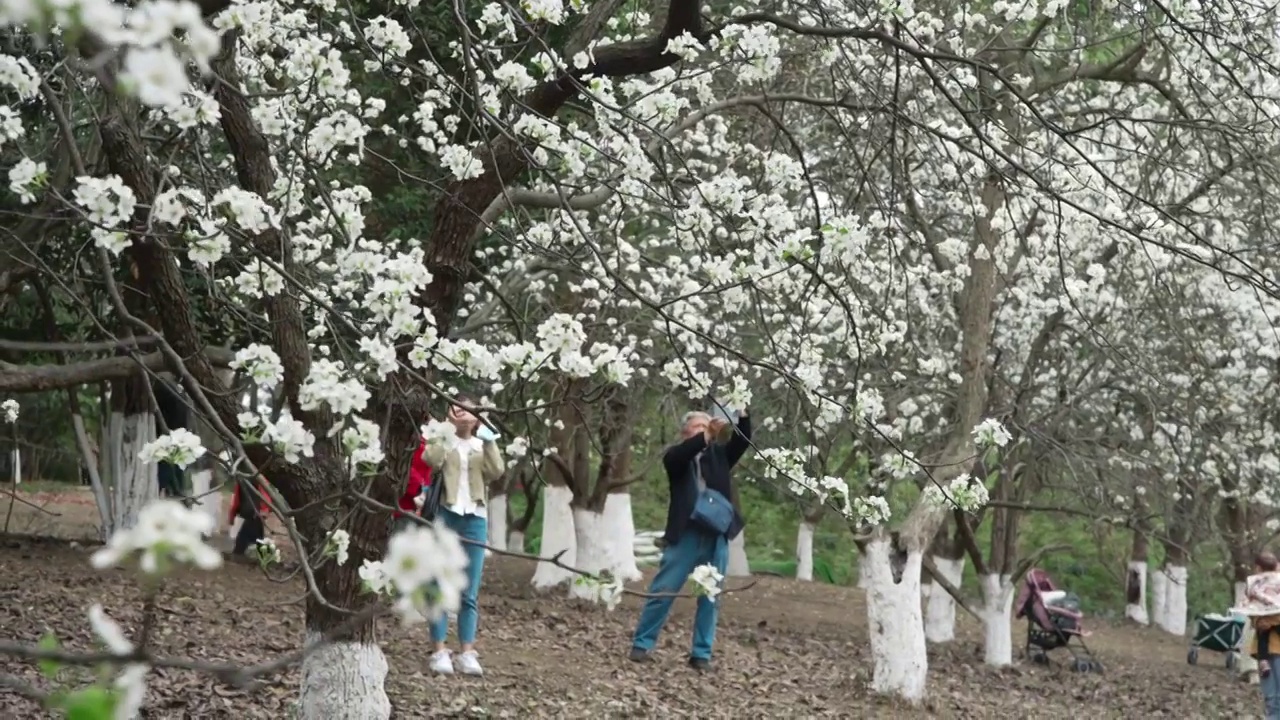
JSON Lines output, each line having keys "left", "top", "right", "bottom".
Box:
{"left": 1071, "top": 658, "right": 1091, "bottom": 673}
{"left": 1088, "top": 660, "right": 1104, "bottom": 673}
{"left": 1187, "top": 648, "right": 1199, "bottom": 666}
{"left": 1226, "top": 653, "right": 1238, "bottom": 671}
{"left": 1031, "top": 652, "right": 1050, "bottom": 665}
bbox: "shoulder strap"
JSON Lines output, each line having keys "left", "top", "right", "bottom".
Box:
{"left": 693, "top": 451, "right": 706, "bottom": 492}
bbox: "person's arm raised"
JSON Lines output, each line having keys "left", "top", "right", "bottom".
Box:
{"left": 663, "top": 433, "right": 709, "bottom": 476}
{"left": 725, "top": 408, "right": 753, "bottom": 468}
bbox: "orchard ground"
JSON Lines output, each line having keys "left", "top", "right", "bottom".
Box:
{"left": 0, "top": 487, "right": 1262, "bottom": 718}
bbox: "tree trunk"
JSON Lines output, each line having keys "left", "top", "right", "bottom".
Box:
{"left": 568, "top": 506, "right": 613, "bottom": 599}
{"left": 979, "top": 574, "right": 1015, "bottom": 666}
{"left": 925, "top": 556, "right": 965, "bottom": 643}
{"left": 924, "top": 523, "right": 965, "bottom": 643}
{"left": 487, "top": 471, "right": 509, "bottom": 552}
{"left": 604, "top": 489, "right": 642, "bottom": 581}
{"left": 1150, "top": 567, "right": 1169, "bottom": 631}
{"left": 100, "top": 376, "right": 157, "bottom": 535}
{"left": 796, "top": 521, "right": 815, "bottom": 581}
{"left": 298, "top": 633, "right": 391, "bottom": 720}
{"left": 863, "top": 537, "right": 927, "bottom": 702}
{"left": 1236, "top": 580, "right": 1259, "bottom": 677}
{"left": 726, "top": 532, "right": 750, "bottom": 576}
{"left": 1125, "top": 529, "right": 1149, "bottom": 625}
{"left": 1159, "top": 544, "right": 1189, "bottom": 636}
{"left": 532, "top": 483, "right": 577, "bottom": 589}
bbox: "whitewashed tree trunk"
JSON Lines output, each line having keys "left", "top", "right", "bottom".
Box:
{"left": 1125, "top": 560, "right": 1150, "bottom": 625}
{"left": 1151, "top": 568, "right": 1169, "bottom": 631}
{"left": 189, "top": 469, "right": 221, "bottom": 532}
{"left": 857, "top": 559, "right": 869, "bottom": 588}
{"left": 1236, "top": 582, "right": 1258, "bottom": 676}
{"left": 297, "top": 633, "right": 391, "bottom": 720}
{"left": 1161, "top": 565, "right": 1188, "bottom": 636}
{"left": 10, "top": 447, "right": 18, "bottom": 484}
{"left": 487, "top": 494, "right": 509, "bottom": 551}
{"left": 568, "top": 507, "right": 612, "bottom": 600}
{"left": 863, "top": 538, "right": 927, "bottom": 702}
{"left": 102, "top": 412, "right": 157, "bottom": 533}
{"left": 604, "top": 492, "right": 642, "bottom": 581}
{"left": 924, "top": 556, "right": 965, "bottom": 643}
{"left": 531, "top": 484, "right": 576, "bottom": 589}
{"left": 727, "top": 531, "right": 750, "bottom": 576}
{"left": 796, "top": 521, "right": 815, "bottom": 581}
{"left": 979, "top": 574, "right": 1015, "bottom": 666}
{"left": 509, "top": 529, "right": 525, "bottom": 552}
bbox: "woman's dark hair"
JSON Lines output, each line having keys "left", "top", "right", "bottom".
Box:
{"left": 1257, "top": 551, "right": 1278, "bottom": 571}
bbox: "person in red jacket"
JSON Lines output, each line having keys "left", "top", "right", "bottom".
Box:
{"left": 393, "top": 439, "right": 433, "bottom": 534}
{"left": 228, "top": 476, "right": 272, "bottom": 559}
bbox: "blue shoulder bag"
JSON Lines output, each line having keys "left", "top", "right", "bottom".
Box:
{"left": 690, "top": 453, "right": 734, "bottom": 536}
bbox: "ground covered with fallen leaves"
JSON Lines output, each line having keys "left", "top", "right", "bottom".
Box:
{"left": 0, "top": 489, "right": 1265, "bottom": 718}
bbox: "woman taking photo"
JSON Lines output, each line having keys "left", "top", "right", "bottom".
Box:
{"left": 422, "top": 395, "right": 504, "bottom": 676}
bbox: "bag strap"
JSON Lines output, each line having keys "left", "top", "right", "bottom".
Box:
{"left": 693, "top": 451, "right": 706, "bottom": 492}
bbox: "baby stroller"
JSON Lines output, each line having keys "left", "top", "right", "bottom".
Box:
{"left": 1187, "top": 613, "right": 1244, "bottom": 669}
{"left": 1015, "top": 568, "right": 1104, "bottom": 673}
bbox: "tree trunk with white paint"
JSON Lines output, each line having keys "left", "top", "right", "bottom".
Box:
{"left": 796, "top": 521, "right": 815, "bottom": 581}
{"left": 532, "top": 484, "right": 577, "bottom": 589}
{"left": 1160, "top": 564, "right": 1188, "bottom": 636}
{"left": 924, "top": 556, "right": 965, "bottom": 643}
{"left": 298, "top": 633, "right": 391, "bottom": 720}
{"left": 1125, "top": 560, "right": 1149, "bottom": 626}
{"left": 604, "top": 491, "right": 642, "bottom": 581}
{"left": 487, "top": 493, "right": 509, "bottom": 551}
{"left": 101, "top": 411, "right": 158, "bottom": 535}
{"left": 509, "top": 529, "right": 525, "bottom": 552}
{"left": 979, "top": 574, "right": 1015, "bottom": 666}
{"left": 1236, "top": 581, "right": 1258, "bottom": 676}
{"left": 863, "top": 538, "right": 927, "bottom": 702}
{"left": 189, "top": 468, "right": 221, "bottom": 532}
{"left": 568, "top": 507, "right": 612, "bottom": 600}
{"left": 1150, "top": 567, "right": 1168, "bottom": 631}
{"left": 727, "top": 531, "right": 750, "bottom": 576}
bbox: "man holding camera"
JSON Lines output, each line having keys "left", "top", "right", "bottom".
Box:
{"left": 629, "top": 406, "right": 752, "bottom": 671}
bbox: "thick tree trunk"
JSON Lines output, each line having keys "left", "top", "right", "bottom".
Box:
{"left": 604, "top": 490, "right": 642, "bottom": 581}
{"left": 488, "top": 493, "right": 509, "bottom": 552}
{"left": 568, "top": 507, "right": 612, "bottom": 599}
{"left": 1125, "top": 560, "right": 1149, "bottom": 626}
{"left": 863, "top": 537, "right": 927, "bottom": 702}
{"left": 796, "top": 521, "right": 815, "bottom": 581}
{"left": 924, "top": 556, "right": 965, "bottom": 643}
{"left": 1160, "top": 564, "right": 1188, "bottom": 636}
{"left": 726, "top": 532, "right": 750, "bottom": 576}
{"left": 532, "top": 483, "right": 577, "bottom": 589}
{"left": 1124, "top": 529, "right": 1150, "bottom": 625}
{"left": 1235, "top": 580, "right": 1258, "bottom": 676}
{"left": 979, "top": 574, "right": 1015, "bottom": 666}
{"left": 1150, "top": 568, "right": 1169, "bottom": 631}
{"left": 298, "top": 633, "right": 391, "bottom": 720}
{"left": 101, "top": 410, "right": 157, "bottom": 534}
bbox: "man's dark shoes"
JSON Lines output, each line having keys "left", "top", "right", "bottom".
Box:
{"left": 688, "top": 656, "right": 710, "bottom": 672}
{"left": 629, "top": 648, "right": 653, "bottom": 663}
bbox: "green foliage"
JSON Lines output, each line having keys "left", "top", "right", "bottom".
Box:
{"left": 51, "top": 686, "right": 117, "bottom": 720}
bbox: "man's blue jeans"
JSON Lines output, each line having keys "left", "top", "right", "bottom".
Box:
{"left": 1262, "top": 654, "right": 1280, "bottom": 719}
{"left": 429, "top": 508, "right": 487, "bottom": 645}
{"left": 631, "top": 528, "right": 729, "bottom": 660}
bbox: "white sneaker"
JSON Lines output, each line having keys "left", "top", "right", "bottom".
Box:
{"left": 456, "top": 650, "right": 483, "bottom": 676}
{"left": 429, "top": 650, "right": 454, "bottom": 675}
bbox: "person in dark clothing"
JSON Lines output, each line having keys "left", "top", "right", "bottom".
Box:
{"left": 153, "top": 380, "right": 189, "bottom": 497}
{"left": 229, "top": 477, "right": 270, "bottom": 558}
{"left": 630, "top": 407, "right": 752, "bottom": 670}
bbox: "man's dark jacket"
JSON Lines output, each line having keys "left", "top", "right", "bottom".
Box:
{"left": 661, "top": 415, "right": 752, "bottom": 545}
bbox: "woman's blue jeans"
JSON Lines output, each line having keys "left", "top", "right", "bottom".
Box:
{"left": 429, "top": 508, "right": 487, "bottom": 645}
